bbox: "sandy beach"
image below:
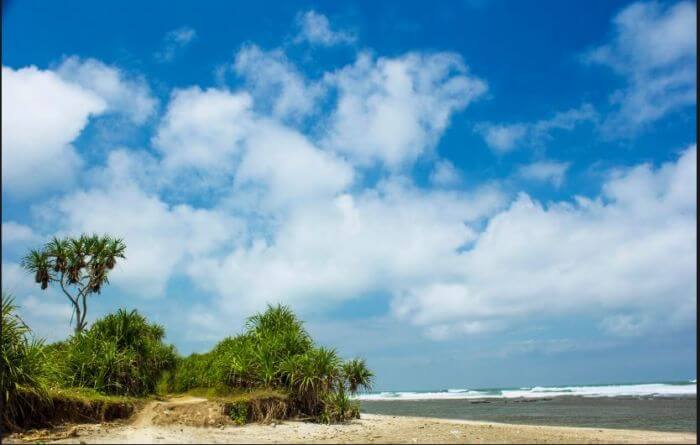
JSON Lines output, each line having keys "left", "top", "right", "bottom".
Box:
{"left": 7, "top": 396, "right": 695, "bottom": 444}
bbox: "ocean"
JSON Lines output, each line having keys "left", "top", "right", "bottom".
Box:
{"left": 357, "top": 380, "right": 697, "bottom": 432}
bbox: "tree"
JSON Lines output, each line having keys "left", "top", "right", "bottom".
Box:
{"left": 21, "top": 234, "right": 126, "bottom": 334}
{"left": 341, "top": 358, "right": 373, "bottom": 394}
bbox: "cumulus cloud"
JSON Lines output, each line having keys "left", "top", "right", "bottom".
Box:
{"left": 324, "top": 52, "right": 487, "bottom": 168}
{"left": 234, "top": 119, "right": 355, "bottom": 209}
{"left": 1, "top": 57, "right": 159, "bottom": 197}
{"left": 156, "top": 26, "right": 197, "bottom": 62}
{"left": 430, "top": 160, "right": 462, "bottom": 187}
{"left": 473, "top": 123, "right": 527, "bottom": 153}
{"left": 585, "top": 1, "right": 696, "bottom": 136}
{"left": 516, "top": 160, "right": 571, "bottom": 187}
{"left": 233, "top": 44, "right": 324, "bottom": 120}
{"left": 294, "top": 10, "right": 356, "bottom": 46}
{"left": 1, "top": 65, "right": 106, "bottom": 197}
{"left": 153, "top": 86, "right": 253, "bottom": 173}
{"left": 393, "top": 146, "right": 696, "bottom": 338}
{"left": 475, "top": 104, "right": 597, "bottom": 153}
{"left": 2, "top": 221, "right": 40, "bottom": 244}
{"left": 56, "top": 56, "right": 158, "bottom": 124}
{"left": 188, "top": 179, "right": 507, "bottom": 316}
{"left": 46, "top": 153, "right": 243, "bottom": 297}
{"left": 152, "top": 85, "right": 353, "bottom": 206}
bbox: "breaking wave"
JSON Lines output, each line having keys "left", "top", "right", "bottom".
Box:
{"left": 355, "top": 380, "right": 697, "bottom": 401}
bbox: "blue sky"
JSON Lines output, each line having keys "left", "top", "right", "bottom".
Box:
{"left": 2, "top": 0, "right": 696, "bottom": 390}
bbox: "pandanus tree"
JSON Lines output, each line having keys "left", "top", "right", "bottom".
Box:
{"left": 21, "top": 234, "right": 126, "bottom": 334}
{"left": 342, "top": 358, "right": 374, "bottom": 394}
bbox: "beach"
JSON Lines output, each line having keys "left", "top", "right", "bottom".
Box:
{"left": 8, "top": 412, "right": 695, "bottom": 444}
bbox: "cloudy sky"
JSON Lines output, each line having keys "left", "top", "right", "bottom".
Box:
{"left": 2, "top": 0, "right": 696, "bottom": 390}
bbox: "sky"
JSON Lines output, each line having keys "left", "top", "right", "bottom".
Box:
{"left": 1, "top": 0, "right": 697, "bottom": 391}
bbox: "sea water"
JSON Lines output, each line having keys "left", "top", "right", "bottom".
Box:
{"left": 357, "top": 380, "right": 697, "bottom": 432}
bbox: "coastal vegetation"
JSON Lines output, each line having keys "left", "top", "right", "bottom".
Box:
{"left": 2, "top": 237, "right": 373, "bottom": 433}
{"left": 165, "top": 304, "right": 373, "bottom": 422}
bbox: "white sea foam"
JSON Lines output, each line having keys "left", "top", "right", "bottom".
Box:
{"left": 355, "top": 381, "right": 697, "bottom": 401}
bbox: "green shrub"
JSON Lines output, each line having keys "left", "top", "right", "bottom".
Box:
{"left": 51, "top": 309, "right": 177, "bottom": 396}
{"left": 1, "top": 294, "right": 52, "bottom": 431}
{"left": 320, "top": 388, "right": 359, "bottom": 424}
{"left": 227, "top": 401, "right": 249, "bottom": 425}
{"left": 169, "top": 304, "right": 373, "bottom": 422}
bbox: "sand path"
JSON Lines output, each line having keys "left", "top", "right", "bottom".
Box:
{"left": 6, "top": 397, "right": 696, "bottom": 444}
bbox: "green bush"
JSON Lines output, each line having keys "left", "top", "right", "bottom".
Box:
{"left": 169, "top": 304, "right": 373, "bottom": 421}
{"left": 50, "top": 309, "right": 177, "bottom": 396}
{"left": 227, "top": 401, "right": 249, "bottom": 425}
{"left": 320, "top": 388, "right": 360, "bottom": 424}
{"left": 1, "top": 294, "right": 52, "bottom": 431}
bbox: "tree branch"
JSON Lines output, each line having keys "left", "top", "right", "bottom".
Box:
{"left": 59, "top": 271, "right": 79, "bottom": 307}
{"left": 80, "top": 292, "right": 88, "bottom": 331}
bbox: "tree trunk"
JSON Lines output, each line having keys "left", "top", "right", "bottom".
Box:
{"left": 74, "top": 305, "right": 82, "bottom": 334}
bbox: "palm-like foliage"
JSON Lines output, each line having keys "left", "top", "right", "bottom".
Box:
{"left": 169, "top": 304, "right": 371, "bottom": 422}
{"left": 342, "top": 358, "right": 374, "bottom": 394}
{"left": 51, "top": 309, "right": 177, "bottom": 396}
{"left": 1, "top": 294, "right": 52, "bottom": 431}
{"left": 21, "top": 234, "right": 126, "bottom": 333}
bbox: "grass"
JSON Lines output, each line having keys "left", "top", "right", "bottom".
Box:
{"left": 181, "top": 386, "right": 288, "bottom": 402}
{"left": 47, "top": 387, "right": 143, "bottom": 405}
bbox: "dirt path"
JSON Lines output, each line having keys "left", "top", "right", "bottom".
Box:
{"left": 130, "top": 396, "right": 208, "bottom": 428}
{"left": 5, "top": 398, "right": 696, "bottom": 444}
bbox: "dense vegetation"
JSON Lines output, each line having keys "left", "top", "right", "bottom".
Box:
{"left": 166, "top": 305, "right": 374, "bottom": 422}
{"left": 45, "top": 309, "right": 177, "bottom": 396}
{"left": 1, "top": 295, "right": 52, "bottom": 431}
{"left": 1, "top": 294, "right": 373, "bottom": 431}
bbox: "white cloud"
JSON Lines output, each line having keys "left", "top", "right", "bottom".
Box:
{"left": 2, "top": 221, "right": 40, "bottom": 244}
{"left": 156, "top": 26, "right": 197, "bottom": 62}
{"left": 600, "top": 314, "right": 653, "bottom": 337}
{"left": 430, "top": 160, "right": 462, "bottom": 187}
{"left": 152, "top": 85, "right": 353, "bottom": 207}
{"left": 516, "top": 160, "right": 571, "bottom": 187}
{"left": 188, "top": 179, "right": 506, "bottom": 316}
{"left": 235, "top": 119, "right": 355, "bottom": 209}
{"left": 233, "top": 44, "right": 323, "bottom": 120}
{"left": 294, "top": 10, "right": 356, "bottom": 47}
{"left": 473, "top": 123, "right": 527, "bottom": 153}
{"left": 324, "top": 52, "right": 487, "bottom": 168}
{"left": 393, "top": 146, "right": 696, "bottom": 338}
{"left": 153, "top": 86, "right": 253, "bottom": 172}
{"left": 2, "top": 58, "right": 157, "bottom": 198}
{"left": 56, "top": 56, "right": 158, "bottom": 124}
{"left": 475, "top": 104, "right": 597, "bottom": 153}
{"left": 585, "top": 1, "right": 696, "bottom": 136}
{"left": 1, "top": 65, "right": 106, "bottom": 197}
{"left": 47, "top": 154, "right": 243, "bottom": 297}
